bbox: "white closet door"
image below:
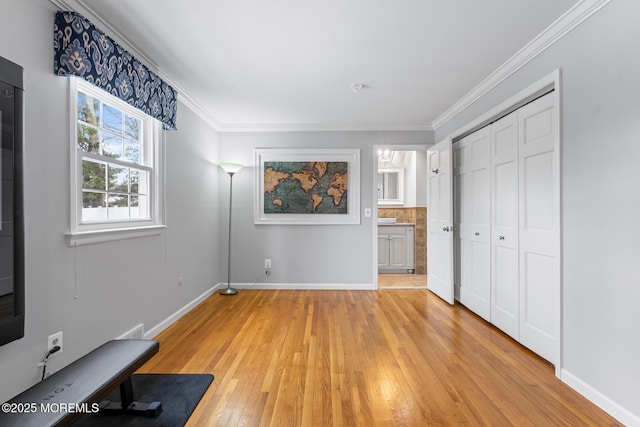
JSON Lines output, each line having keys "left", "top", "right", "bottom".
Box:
{"left": 490, "top": 111, "right": 520, "bottom": 339}
{"left": 427, "top": 139, "right": 454, "bottom": 304}
{"left": 452, "top": 141, "right": 465, "bottom": 302}
{"left": 518, "top": 93, "right": 559, "bottom": 363}
{"left": 458, "top": 127, "right": 491, "bottom": 321}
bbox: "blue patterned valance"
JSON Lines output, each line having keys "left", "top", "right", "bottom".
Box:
{"left": 54, "top": 11, "right": 177, "bottom": 130}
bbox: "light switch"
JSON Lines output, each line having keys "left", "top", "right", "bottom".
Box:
{"left": 364, "top": 208, "right": 372, "bottom": 217}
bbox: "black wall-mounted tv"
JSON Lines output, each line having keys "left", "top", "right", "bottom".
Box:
{"left": 0, "top": 56, "right": 24, "bottom": 347}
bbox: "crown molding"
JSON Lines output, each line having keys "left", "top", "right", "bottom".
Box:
{"left": 431, "top": 0, "right": 613, "bottom": 131}
{"left": 218, "top": 122, "right": 433, "bottom": 133}
{"left": 55, "top": 0, "right": 595, "bottom": 135}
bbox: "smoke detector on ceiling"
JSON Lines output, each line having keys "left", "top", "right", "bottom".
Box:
{"left": 350, "top": 82, "right": 367, "bottom": 93}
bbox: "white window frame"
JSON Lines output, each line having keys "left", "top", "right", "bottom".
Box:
{"left": 66, "top": 77, "right": 165, "bottom": 246}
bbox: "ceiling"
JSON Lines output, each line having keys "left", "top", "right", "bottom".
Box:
{"left": 66, "top": 0, "right": 578, "bottom": 131}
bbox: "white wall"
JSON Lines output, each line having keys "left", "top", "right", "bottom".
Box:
{"left": 434, "top": 0, "right": 640, "bottom": 423}
{"left": 404, "top": 151, "right": 417, "bottom": 207}
{"left": 0, "top": 0, "right": 221, "bottom": 402}
{"left": 219, "top": 131, "right": 432, "bottom": 286}
{"left": 415, "top": 150, "right": 428, "bottom": 206}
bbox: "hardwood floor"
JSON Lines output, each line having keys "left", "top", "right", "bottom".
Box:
{"left": 139, "top": 290, "right": 621, "bottom": 426}
{"left": 378, "top": 274, "right": 427, "bottom": 289}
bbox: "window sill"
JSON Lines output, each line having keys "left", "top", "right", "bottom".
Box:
{"left": 66, "top": 225, "right": 166, "bottom": 247}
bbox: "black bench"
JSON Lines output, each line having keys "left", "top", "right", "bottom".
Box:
{"left": 0, "top": 339, "right": 160, "bottom": 427}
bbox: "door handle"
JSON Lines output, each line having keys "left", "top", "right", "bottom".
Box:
{"left": 432, "top": 168, "right": 439, "bottom": 174}
{"left": 475, "top": 232, "right": 480, "bottom": 236}
{"left": 499, "top": 236, "right": 505, "bottom": 240}
{"left": 443, "top": 226, "right": 450, "bottom": 232}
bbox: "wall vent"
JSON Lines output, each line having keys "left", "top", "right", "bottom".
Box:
{"left": 117, "top": 323, "right": 145, "bottom": 340}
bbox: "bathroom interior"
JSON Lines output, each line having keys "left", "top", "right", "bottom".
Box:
{"left": 376, "top": 148, "right": 428, "bottom": 289}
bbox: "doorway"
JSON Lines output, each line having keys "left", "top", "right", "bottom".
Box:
{"left": 373, "top": 145, "right": 429, "bottom": 290}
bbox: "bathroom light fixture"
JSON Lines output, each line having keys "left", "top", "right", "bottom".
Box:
{"left": 378, "top": 149, "right": 395, "bottom": 167}
{"left": 219, "top": 163, "right": 244, "bottom": 295}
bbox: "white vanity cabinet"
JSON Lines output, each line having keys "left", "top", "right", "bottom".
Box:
{"left": 378, "top": 225, "right": 415, "bottom": 273}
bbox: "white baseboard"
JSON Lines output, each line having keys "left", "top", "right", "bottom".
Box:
{"left": 561, "top": 368, "right": 640, "bottom": 427}
{"left": 143, "top": 284, "right": 220, "bottom": 340}
{"left": 218, "top": 282, "right": 376, "bottom": 291}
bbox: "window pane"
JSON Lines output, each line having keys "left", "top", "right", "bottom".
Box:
{"left": 108, "top": 195, "right": 129, "bottom": 220}
{"left": 82, "top": 191, "right": 107, "bottom": 221}
{"left": 130, "top": 195, "right": 149, "bottom": 219}
{"left": 103, "top": 104, "right": 123, "bottom": 133}
{"left": 125, "top": 115, "right": 140, "bottom": 141}
{"left": 108, "top": 166, "right": 129, "bottom": 192}
{"left": 77, "top": 124, "right": 100, "bottom": 153}
{"left": 103, "top": 131, "right": 123, "bottom": 159}
{"left": 77, "top": 92, "right": 100, "bottom": 126}
{"left": 130, "top": 169, "right": 139, "bottom": 193}
{"left": 132, "top": 169, "right": 149, "bottom": 195}
{"left": 82, "top": 160, "right": 106, "bottom": 191}
{"left": 124, "top": 140, "right": 141, "bottom": 164}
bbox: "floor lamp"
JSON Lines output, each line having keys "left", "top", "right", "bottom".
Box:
{"left": 219, "top": 163, "right": 243, "bottom": 295}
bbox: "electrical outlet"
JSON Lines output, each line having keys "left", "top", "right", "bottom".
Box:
{"left": 47, "top": 331, "right": 63, "bottom": 355}
{"left": 265, "top": 259, "right": 271, "bottom": 276}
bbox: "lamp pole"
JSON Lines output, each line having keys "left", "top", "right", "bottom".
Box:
{"left": 219, "top": 163, "right": 243, "bottom": 295}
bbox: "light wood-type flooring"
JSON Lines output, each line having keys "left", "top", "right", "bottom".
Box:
{"left": 378, "top": 274, "right": 427, "bottom": 289}
{"left": 139, "top": 290, "right": 621, "bottom": 426}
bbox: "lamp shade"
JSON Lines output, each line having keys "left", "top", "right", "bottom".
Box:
{"left": 219, "top": 163, "right": 244, "bottom": 174}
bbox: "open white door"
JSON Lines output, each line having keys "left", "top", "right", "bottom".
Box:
{"left": 427, "top": 139, "right": 454, "bottom": 304}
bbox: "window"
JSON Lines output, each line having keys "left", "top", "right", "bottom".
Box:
{"left": 67, "top": 78, "right": 165, "bottom": 246}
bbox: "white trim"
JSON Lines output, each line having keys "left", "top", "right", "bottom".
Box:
{"left": 143, "top": 285, "right": 220, "bottom": 339}
{"left": 222, "top": 283, "right": 376, "bottom": 291}
{"left": 432, "top": 0, "right": 612, "bottom": 130}
{"left": 66, "top": 224, "right": 166, "bottom": 246}
{"left": 220, "top": 123, "right": 433, "bottom": 133}
{"left": 448, "top": 70, "right": 560, "bottom": 141}
{"left": 561, "top": 369, "right": 640, "bottom": 427}
{"left": 254, "top": 148, "right": 360, "bottom": 225}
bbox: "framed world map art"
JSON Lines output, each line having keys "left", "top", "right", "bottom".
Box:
{"left": 254, "top": 148, "right": 360, "bottom": 225}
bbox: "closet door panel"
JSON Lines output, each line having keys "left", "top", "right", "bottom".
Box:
{"left": 490, "top": 111, "right": 519, "bottom": 339}
{"left": 518, "top": 93, "right": 559, "bottom": 363}
{"left": 494, "top": 245, "right": 519, "bottom": 334}
{"left": 453, "top": 142, "right": 465, "bottom": 301}
{"left": 458, "top": 127, "right": 491, "bottom": 321}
